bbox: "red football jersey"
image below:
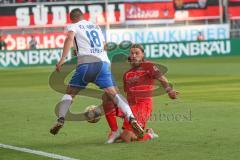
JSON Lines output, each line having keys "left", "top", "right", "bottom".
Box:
{"left": 123, "top": 61, "right": 162, "bottom": 104}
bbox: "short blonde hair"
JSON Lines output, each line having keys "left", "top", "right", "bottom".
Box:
{"left": 70, "top": 8, "right": 83, "bottom": 21}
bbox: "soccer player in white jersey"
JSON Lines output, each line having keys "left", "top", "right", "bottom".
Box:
{"left": 50, "top": 8, "right": 144, "bottom": 138}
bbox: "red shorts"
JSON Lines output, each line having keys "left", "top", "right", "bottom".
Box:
{"left": 122, "top": 98, "right": 152, "bottom": 131}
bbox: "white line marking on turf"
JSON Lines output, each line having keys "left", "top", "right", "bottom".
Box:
{"left": 0, "top": 143, "right": 79, "bottom": 160}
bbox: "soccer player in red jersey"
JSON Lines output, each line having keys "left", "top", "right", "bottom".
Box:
{"left": 103, "top": 44, "right": 179, "bottom": 143}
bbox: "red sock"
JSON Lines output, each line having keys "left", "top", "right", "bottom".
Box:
{"left": 104, "top": 102, "right": 118, "bottom": 132}
{"left": 137, "top": 133, "right": 152, "bottom": 141}
{"left": 105, "top": 111, "right": 118, "bottom": 132}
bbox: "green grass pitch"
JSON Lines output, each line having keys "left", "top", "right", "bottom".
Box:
{"left": 0, "top": 56, "right": 240, "bottom": 160}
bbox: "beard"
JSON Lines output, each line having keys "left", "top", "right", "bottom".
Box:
{"left": 130, "top": 59, "right": 143, "bottom": 67}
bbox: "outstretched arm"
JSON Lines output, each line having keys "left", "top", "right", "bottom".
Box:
{"left": 157, "top": 75, "right": 179, "bottom": 99}
{"left": 56, "top": 31, "right": 75, "bottom": 72}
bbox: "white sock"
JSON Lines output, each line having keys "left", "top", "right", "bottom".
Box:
{"left": 58, "top": 94, "right": 72, "bottom": 118}
{"left": 113, "top": 94, "right": 134, "bottom": 120}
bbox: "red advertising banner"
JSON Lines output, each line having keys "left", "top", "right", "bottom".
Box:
{"left": 228, "top": 0, "right": 240, "bottom": 19}
{"left": 187, "top": 6, "right": 220, "bottom": 19}
{"left": 125, "top": 2, "right": 175, "bottom": 23}
{"left": 1, "top": 32, "right": 66, "bottom": 50}
{"left": 0, "top": 1, "right": 222, "bottom": 28}
{"left": 0, "top": 3, "right": 124, "bottom": 28}
{"left": 174, "top": 0, "right": 220, "bottom": 20}
{"left": 174, "top": 0, "right": 209, "bottom": 9}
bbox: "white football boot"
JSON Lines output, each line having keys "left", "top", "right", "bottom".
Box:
{"left": 105, "top": 129, "right": 122, "bottom": 144}
{"left": 146, "top": 128, "right": 159, "bottom": 139}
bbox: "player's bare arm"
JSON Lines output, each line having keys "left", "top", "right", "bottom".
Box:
{"left": 56, "top": 31, "right": 75, "bottom": 72}
{"left": 157, "top": 75, "right": 179, "bottom": 99}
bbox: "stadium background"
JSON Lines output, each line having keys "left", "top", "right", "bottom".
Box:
{"left": 0, "top": 0, "right": 240, "bottom": 160}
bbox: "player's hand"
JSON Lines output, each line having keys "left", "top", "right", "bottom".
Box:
{"left": 168, "top": 90, "right": 179, "bottom": 99}
{"left": 55, "top": 59, "right": 64, "bottom": 72}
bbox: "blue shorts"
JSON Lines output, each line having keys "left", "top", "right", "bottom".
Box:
{"left": 69, "top": 62, "right": 116, "bottom": 89}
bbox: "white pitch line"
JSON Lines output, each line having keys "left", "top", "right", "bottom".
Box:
{"left": 0, "top": 143, "right": 79, "bottom": 160}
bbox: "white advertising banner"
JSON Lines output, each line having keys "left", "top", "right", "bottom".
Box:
{"left": 107, "top": 24, "right": 230, "bottom": 44}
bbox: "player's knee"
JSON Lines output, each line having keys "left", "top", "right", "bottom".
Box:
{"left": 66, "top": 85, "right": 80, "bottom": 98}
{"left": 102, "top": 93, "right": 112, "bottom": 103}
{"left": 104, "top": 87, "right": 119, "bottom": 98}
{"left": 65, "top": 92, "right": 77, "bottom": 98}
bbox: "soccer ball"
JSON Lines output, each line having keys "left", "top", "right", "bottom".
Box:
{"left": 84, "top": 105, "right": 101, "bottom": 123}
